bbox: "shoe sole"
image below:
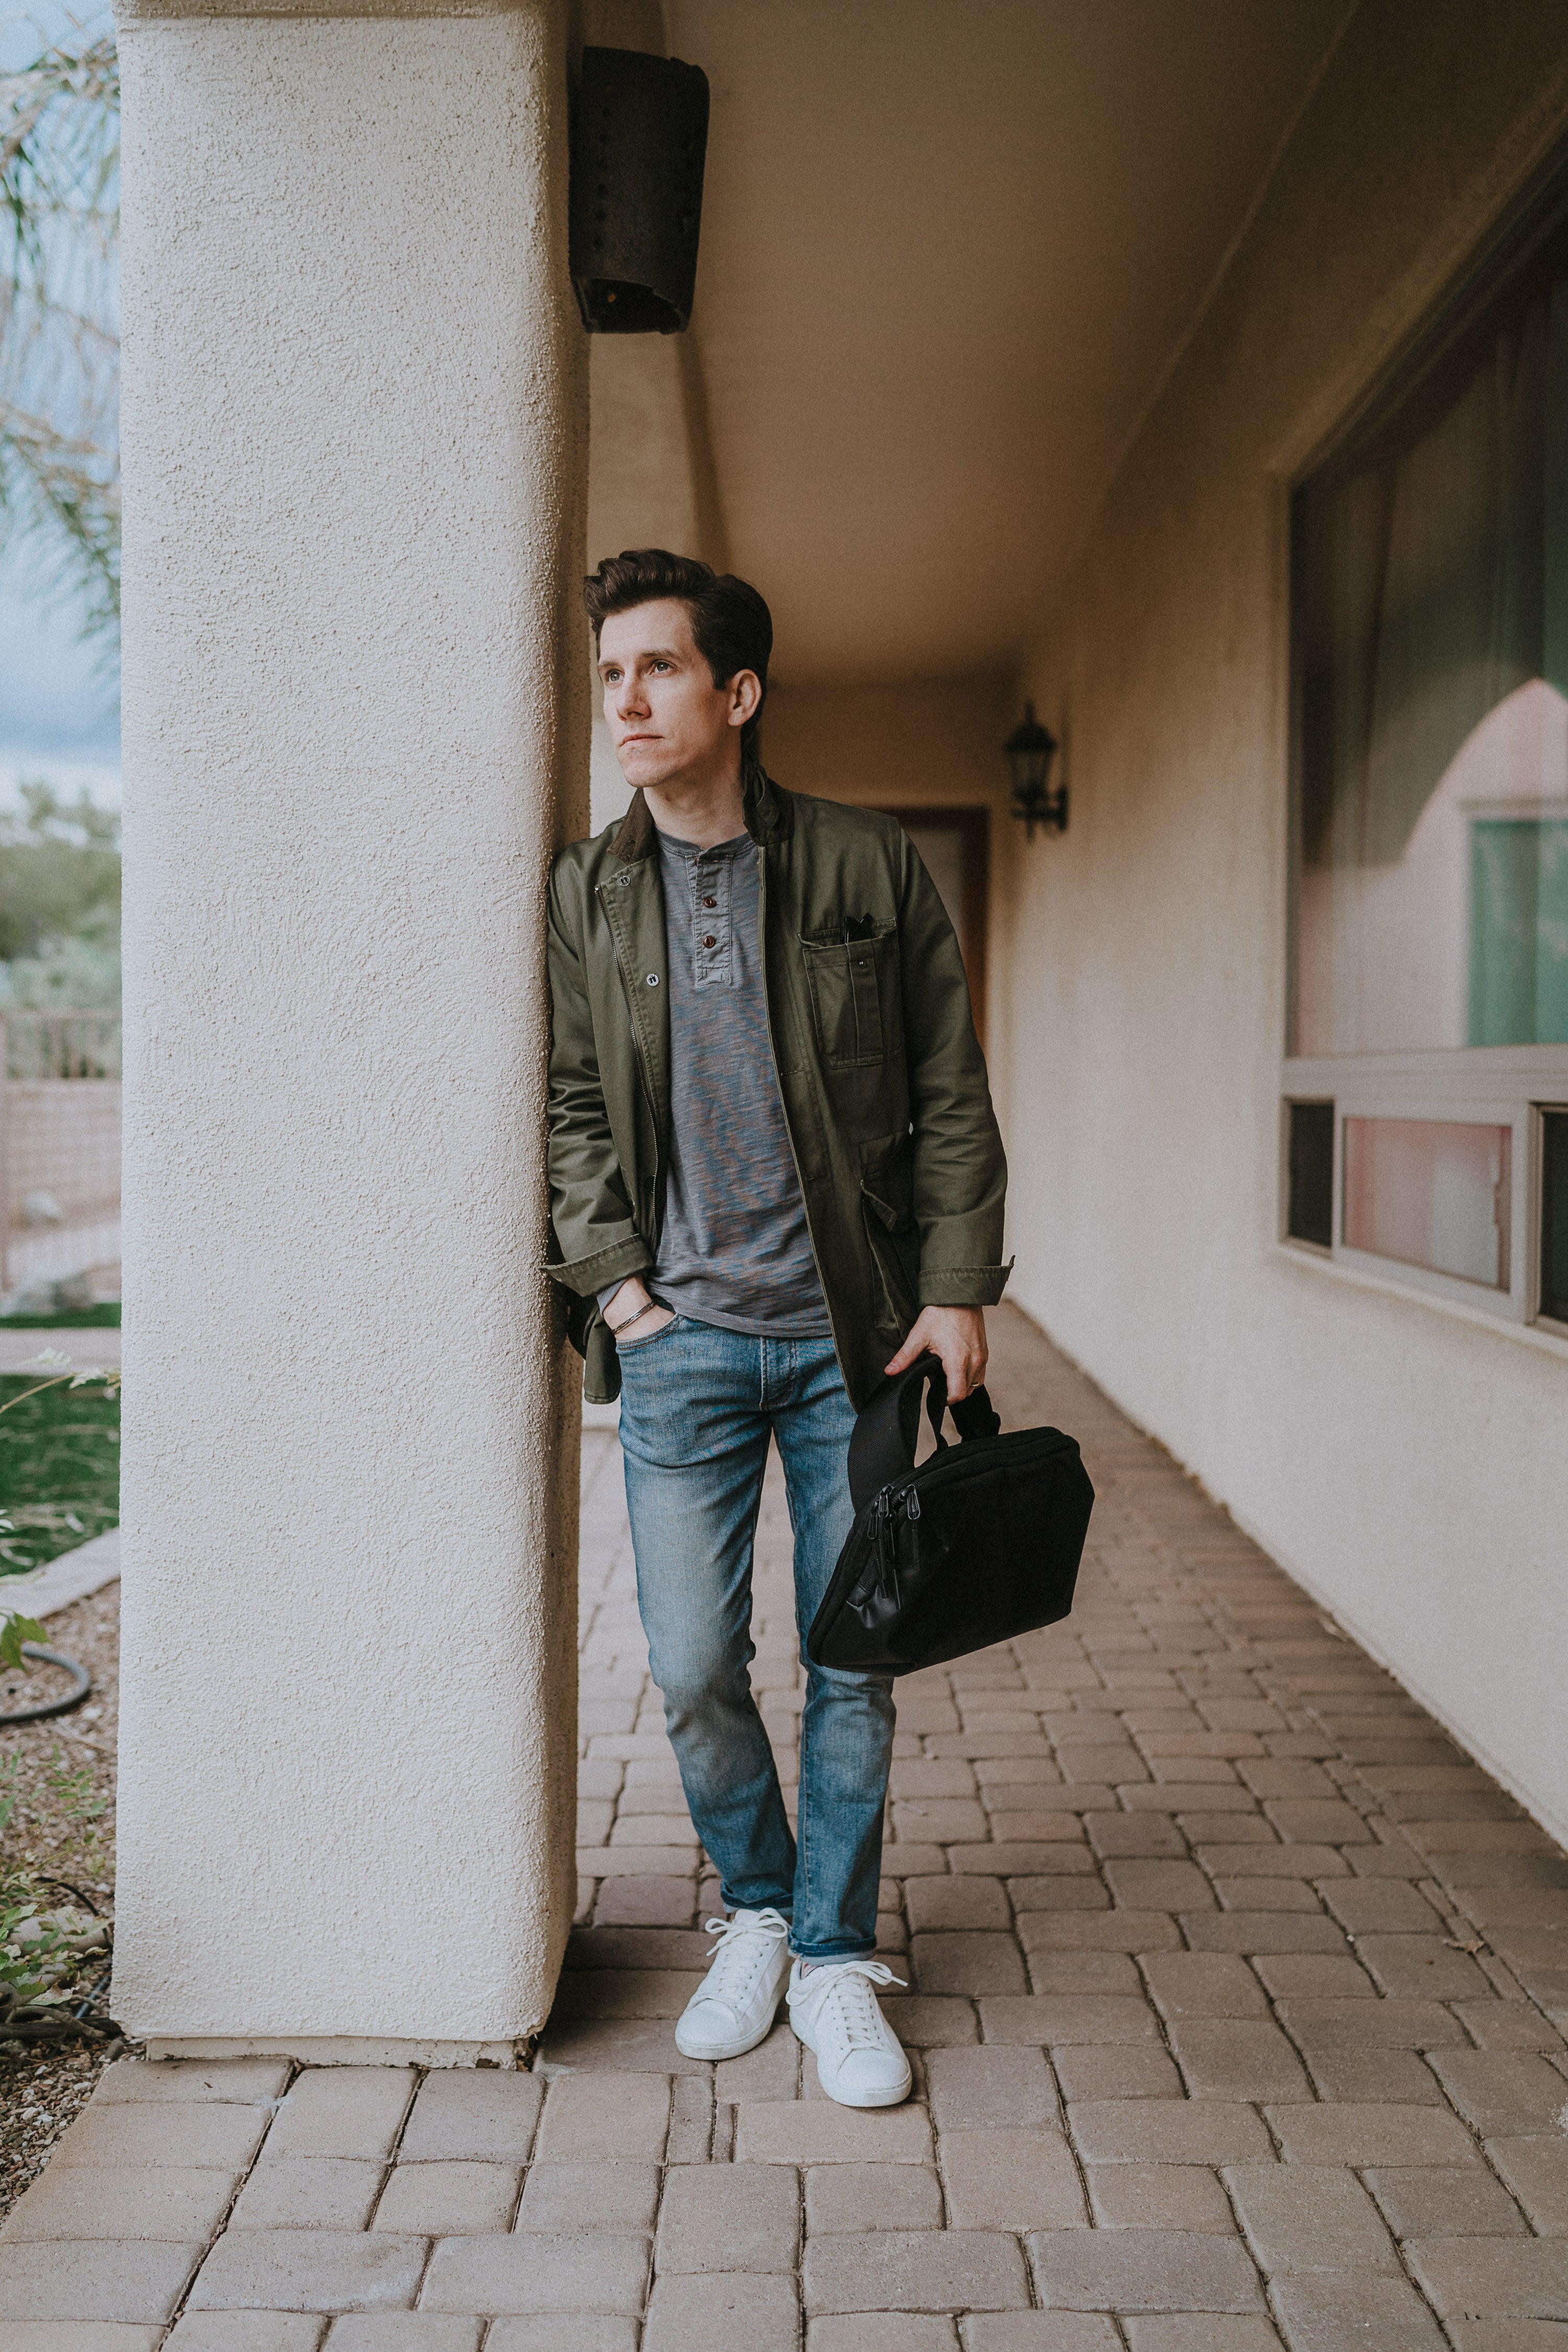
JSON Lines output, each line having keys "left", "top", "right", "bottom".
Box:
{"left": 787, "top": 2011, "right": 913, "bottom": 2109}
{"left": 674, "top": 1990, "right": 786, "bottom": 2063}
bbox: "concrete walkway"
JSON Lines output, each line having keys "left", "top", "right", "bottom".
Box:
{"left": 2, "top": 1304, "right": 1566, "bottom": 2347}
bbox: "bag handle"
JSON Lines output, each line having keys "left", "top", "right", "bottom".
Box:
{"left": 847, "top": 1351, "right": 1002, "bottom": 1511}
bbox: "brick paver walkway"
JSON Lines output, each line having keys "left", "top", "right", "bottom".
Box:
{"left": 2, "top": 1304, "right": 1566, "bottom": 2347}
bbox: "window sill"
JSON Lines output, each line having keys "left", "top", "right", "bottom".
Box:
{"left": 1271, "top": 1239, "right": 1568, "bottom": 1364}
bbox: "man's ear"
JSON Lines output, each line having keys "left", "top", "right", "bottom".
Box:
{"left": 727, "top": 669, "right": 763, "bottom": 730}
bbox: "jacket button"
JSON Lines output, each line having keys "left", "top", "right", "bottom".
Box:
{"left": 646, "top": 973, "right": 659, "bottom": 987}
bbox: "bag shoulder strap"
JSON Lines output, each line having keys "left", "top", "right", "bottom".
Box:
{"left": 847, "top": 1352, "right": 1003, "bottom": 1511}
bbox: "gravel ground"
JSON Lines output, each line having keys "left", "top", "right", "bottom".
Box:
{"left": 0, "top": 1579, "right": 125, "bottom": 2223}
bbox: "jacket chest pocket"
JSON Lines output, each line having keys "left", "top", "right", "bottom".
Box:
{"left": 800, "top": 928, "right": 896, "bottom": 1067}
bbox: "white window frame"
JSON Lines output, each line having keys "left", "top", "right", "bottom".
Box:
{"left": 1279, "top": 1049, "right": 1568, "bottom": 1335}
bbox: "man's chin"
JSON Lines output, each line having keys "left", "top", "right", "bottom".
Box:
{"left": 618, "top": 754, "right": 681, "bottom": 791}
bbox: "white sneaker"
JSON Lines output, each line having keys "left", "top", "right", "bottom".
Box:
{"left": 674, "top": 1908, "right": 792, "bottom": 2061}
{"left": 786, "top": 1955, "right": 912, "bottom": 2108}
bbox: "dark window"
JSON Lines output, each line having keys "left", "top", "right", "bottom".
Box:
{"left": 1292, "top": 178, "right": 1568, "bottom": 1058}
{"left": 1543, "top": 1110, "right": 1568, "bottom": 1323}
{"left": 1286, "top": 1101, "right": 1334, "bottom": 1248}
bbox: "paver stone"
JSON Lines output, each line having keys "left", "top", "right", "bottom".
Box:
{"left": 0, "top": 2330, "right": 166, "bottom": 2352}
{"left": 1167, "top": 2020, "right": 1312, "bottom": 2100}
{"left": 167, "top": 2320, "right": 326, "bottom": 2350}
{"left": 803, "top": 2163, "right": 943, "bottom": 2233}
{"left": 1122, "top": 2324, "right": 1285, "bottom": 2352}
{"left": 49, "top": 2105, "right": 268, "bottom": 2173}
{"left": 940, "top": 2128, "right": 1088, "bottom": 2229}
{"left": 485, "top": 2323, "right": 639, "bottom": 2352}
{"left": 230, "top": 2160, "right": 385, "bottom": 2232}
{"left": 963, "top": 2320, "right": 1124, "bottom": 2349}
{"left": 1269, "top": 2272, "right": 1448, "bottom": 2348}
{"left": 326, "top": 2324, "right": 481, "bottom": 2350}
{"left": 1028, "top": 2227, "right": 1265, "bottom": 2312}
{"left": 262, "top": 2072, "right": 414, "bottom": 2162}
{"left": 1428, "top": 2049, "right": 1568, "bottom": 2134}
{"left": 1222, "top": 2163, "right": 1397, "bottom": 2273}
{"left": 1486, "top": 2135, "right": 1568, "bottom": 2232}
{"left": 1264, "top": 2103, "right": 1478, "bottom": 2166}
{"left": 1363, "top": 2166, "right": 1529, "bottom": 2239}
{"left": 733, "top": 2100, "right": 933, "bottom": 2164}
{"left": 398, "top": 2071, "right": 543, "bottom": 2163}
{"left": 925, "top": 2045, "right": 1058, "bottom": 2129}
{"left": 641, "top": 2273, "right": 799, "bottom": 2352}
{"left": 805, "top": 2229, "right": 1031, "bottom": 2312}
{"left": 95, "top": 2060, "right": 292, "bottom": 2107}
{"left": 1406, "top": 2238, "right": 1568, "bottom": 2319}
{"left": 372, "top": 2162, "right": 520, "bottom": 2234}
{"left": 1051, "top": 2045, "right": 1183, "bottom": 2101}
{"left": 186, "top": 2232, "right": 426, "bottom": 2314}
{"left": 420, "top": 2232, "right": 650, "bottom": 2315}
{"left": 1086, "top": 2163, "right": 1237, "bottom": 2232}
{"left": 534, "top": 2073, "right": 670, "bottom": 2162}
{"left": 0, "top": 2242, "right": 203, "bottom": 2324}
{"left": 1067, "top": 2100, "right": 1272, "bottom": 2164}
{"left": 910, "top": 1934, "right": 1027, "bottom": 1995}
{"left": 655, "top": 2164, "right": 799, "bottom": 2273}
{"left": 515, "top": 2162, "right": 662, "bottom": 2234}
{"left": 1141, "top": 1953, "right": 1268, "bottom": 2019}
{"left": 808, "top": 2318, "right": 956, "bottom": 2350}
{"left": 977, "top": 1996, "right": 1159, "bottom": 2044}
{"left": 0, "top": 2166, "right": 237, "bottom": 2244}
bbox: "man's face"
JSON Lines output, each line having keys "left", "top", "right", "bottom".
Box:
{"left": 597, "top": 599, "right": 743, "bottom": 790}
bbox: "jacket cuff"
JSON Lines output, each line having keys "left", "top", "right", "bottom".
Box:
{"left": 544, "top": 1236, "right": 653, "bottom": 1298}
{"left": 918, "top": 1258, "right": 1013, "bottom": 1308}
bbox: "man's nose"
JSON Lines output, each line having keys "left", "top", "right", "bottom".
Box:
{"left": 614, "top": 673, "right": 650, "bottom": 718}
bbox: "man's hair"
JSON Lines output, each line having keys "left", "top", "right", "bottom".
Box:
{"left": 583, "top": 549, "right": 773, "bottom": 751}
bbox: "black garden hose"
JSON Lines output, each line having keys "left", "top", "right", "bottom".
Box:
{"left": 0, "top": 1644, "right": 91, "bottom": 1725}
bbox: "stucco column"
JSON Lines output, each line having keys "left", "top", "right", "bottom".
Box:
{"left": 112, "top": 0, "right": 587, "bottom": 2058}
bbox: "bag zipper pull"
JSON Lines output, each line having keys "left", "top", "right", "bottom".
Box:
{"left": 906, "top": 1486, "right": 921, "bottom": 1522}
{"left": 874, "top": 1486, "right": 903, "bottom": 1608}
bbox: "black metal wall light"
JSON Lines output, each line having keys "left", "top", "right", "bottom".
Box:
{"left": 1004, "top": 702, "right": 1067, "bottom": 838}
{"left": 570, "top": 47, "right": 710, "bottom": 334}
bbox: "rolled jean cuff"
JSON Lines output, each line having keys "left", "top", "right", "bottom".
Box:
{"left": 790, "top": 1939, "right": 878, "bottom": 1963}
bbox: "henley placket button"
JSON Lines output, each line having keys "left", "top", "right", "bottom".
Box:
{"left": 702, "top": 896, "right": 717, "bottom": 908}
{"left": 702, "top": 935, "right": 717, "bottom": 949}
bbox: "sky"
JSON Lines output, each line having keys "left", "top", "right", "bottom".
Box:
{"left": 1, "top": 0, "right": 120, "bottom": 813}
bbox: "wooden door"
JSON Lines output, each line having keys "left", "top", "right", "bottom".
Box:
{"left": 881, "top": 805, "right": 990, "bottom": 1045}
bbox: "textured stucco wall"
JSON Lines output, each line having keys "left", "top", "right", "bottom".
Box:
{"left": 999, "top": 0, "right": 1568, "bottom": 1840}
{"left": 114, "top": 0, "right": 588, "bottom": 2049}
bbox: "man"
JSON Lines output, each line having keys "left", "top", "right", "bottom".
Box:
{"left": 546, "top": 549, "right": 1008, "bottom": 2108}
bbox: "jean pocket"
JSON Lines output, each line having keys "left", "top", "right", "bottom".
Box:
{"left": 615, "top": 1311, "right": 683, "bottom": 1354}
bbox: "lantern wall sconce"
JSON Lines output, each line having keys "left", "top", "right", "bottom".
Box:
{"left": 1004, "top": 701, "right": 1067, "bottom": 838}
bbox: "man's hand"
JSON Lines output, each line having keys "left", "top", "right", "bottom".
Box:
{"left": 604, "top": 1276, "right": 675, "bottom": 1344}
{"left": 885, "top": 1306, "right": 988, "bottom": 1402}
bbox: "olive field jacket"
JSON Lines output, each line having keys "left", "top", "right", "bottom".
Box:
{"left": 544, "top": 763, "right": 1010, "bottom": 1407}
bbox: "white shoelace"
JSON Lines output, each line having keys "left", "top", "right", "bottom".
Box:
{"left": 697, "top": 1908, "right": 790, "bottom": 2008}
{"left": 801, "top": 1958, "right": 907, "bottom": 2053}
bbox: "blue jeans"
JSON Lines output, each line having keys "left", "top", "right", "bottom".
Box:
{"left": 614, "top": 1316, "right": 894, "bottom": 1961}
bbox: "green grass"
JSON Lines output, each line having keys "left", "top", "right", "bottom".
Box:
{"left": 0, "top": 1305, "right": 119, "bottom": 1330}
{"left": 0, "top": 1376, "right": 119, "bottom": 1575}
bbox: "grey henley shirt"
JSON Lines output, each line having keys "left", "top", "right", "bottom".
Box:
{"left": 603, "top": 825, "right": 832, "bottom": 1340}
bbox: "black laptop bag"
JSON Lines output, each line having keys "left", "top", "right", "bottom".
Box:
{"left": 805, "top": 1353, "right": 1094, "bottom": 1676}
